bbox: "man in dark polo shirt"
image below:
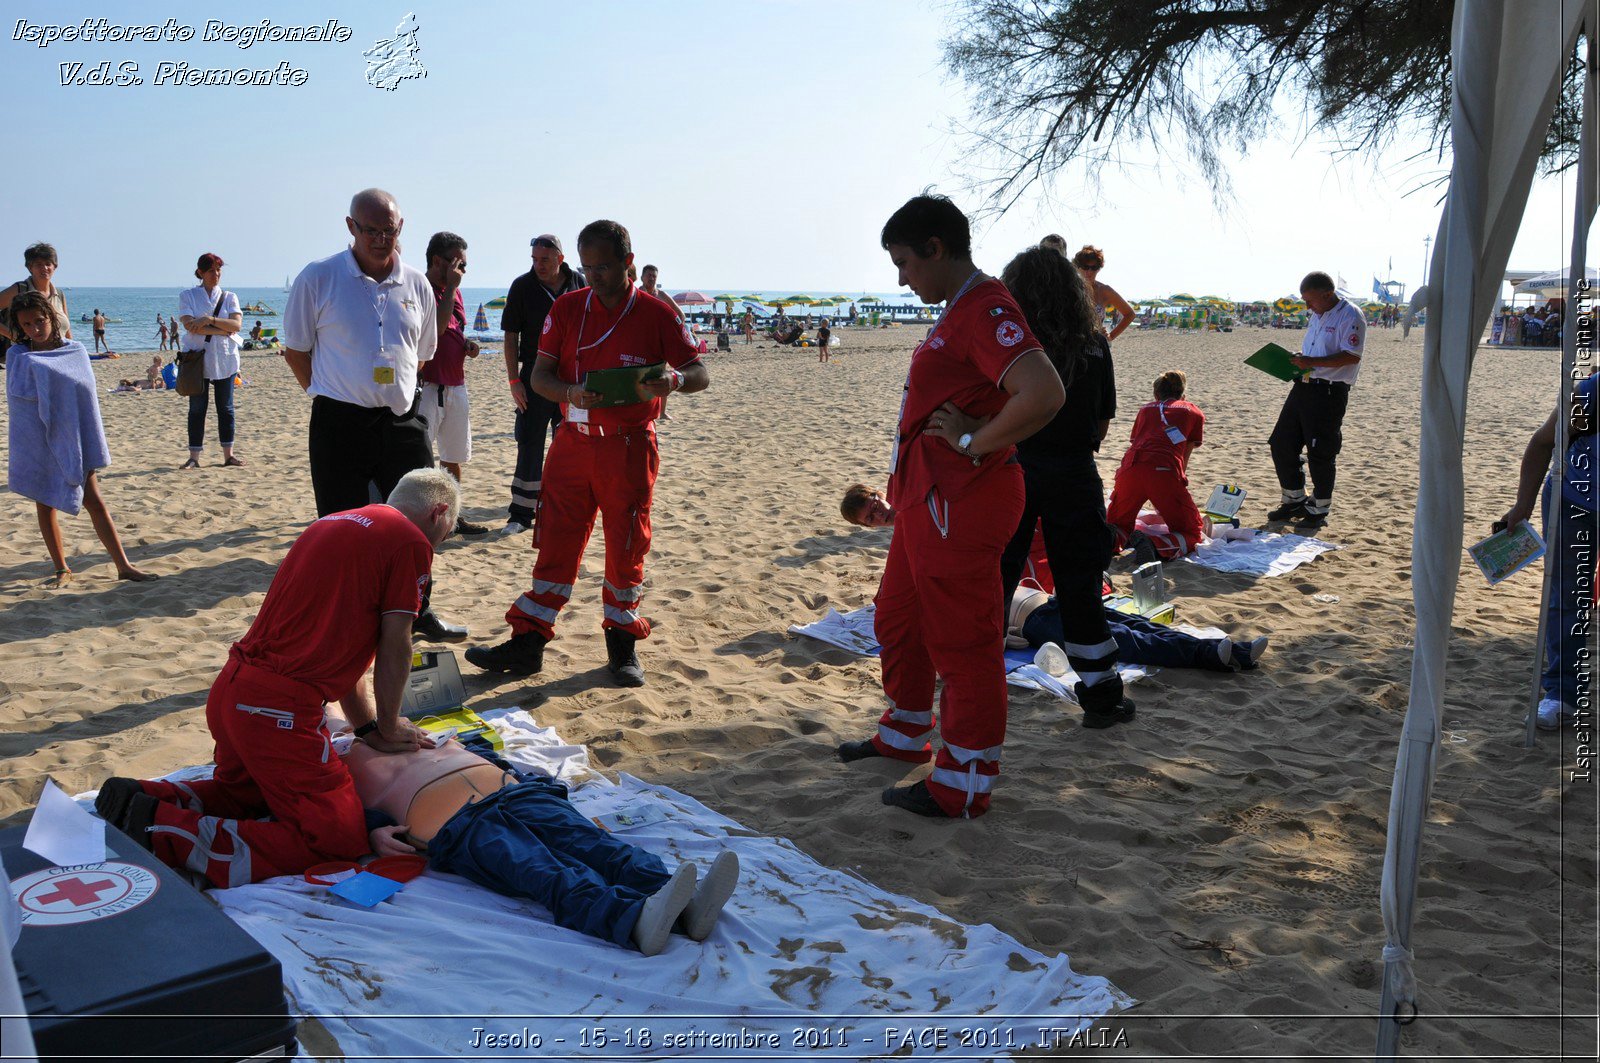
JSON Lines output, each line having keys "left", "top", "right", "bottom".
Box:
{"left": 281, "top": 187, "right": 468, "bottom": 643}
{"left": 421, "top": 231, "right": 489, "bottom": 537}
{"left": 500, "top": 233, "right": 585, "bottom": 535}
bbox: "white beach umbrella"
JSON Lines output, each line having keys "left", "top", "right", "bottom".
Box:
{"left": 1511, "top": 266, "right": 1600, "bottom": 297}
{"left": 1376, "top": 3, "right": 1594, "bottom": 1058}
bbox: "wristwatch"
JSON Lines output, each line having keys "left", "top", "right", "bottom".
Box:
{"left": 353, "top": 720, "right": 380, "bottom": 739}
{"left": 956, "top": 432, "right": 981, "bottom": 466}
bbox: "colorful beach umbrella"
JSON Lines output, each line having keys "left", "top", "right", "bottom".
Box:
{"left": 473, "top": 304, "right": 489, "bottom": 331}
{"left": 485, "top": 296, "right": 508, "bottom": 309}
{"left": 1168, "top": 293, "right": 1198, "bottom": 305}
{"left": 673, "top": 291, "right": 712, "bottom": 305}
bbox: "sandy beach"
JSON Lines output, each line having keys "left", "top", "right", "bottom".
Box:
{"left": 0, "top": 322, "right": 1588, "bottom": 1058}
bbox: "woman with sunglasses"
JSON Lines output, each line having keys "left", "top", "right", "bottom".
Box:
{"left": 1072, "top": 245, "right": 1136, "bottom": 343}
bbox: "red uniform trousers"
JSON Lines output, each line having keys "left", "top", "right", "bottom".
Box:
{"left": 871, "top": 467, "right": 1024, "bottom": 818}
{"left": 1106, "top": 460, "right": 1203, "bottom": 557}
{"left": 141, "top": 653, "right": 367, "bottom": 889}
{"left": 508, "top": 424, "right": 657, "bottom": 641}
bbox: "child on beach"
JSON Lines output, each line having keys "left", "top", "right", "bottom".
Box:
{"left": 817, "top": 319, "right": 832, "bottom": 362}
{"left": 1106, "top": 370, "right": 1207, "bottom": 560}
{"left": 5, "top": 292, "right": 156, "bottom": 587}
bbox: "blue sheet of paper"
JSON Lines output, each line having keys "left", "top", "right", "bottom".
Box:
{"left": 330, "top": 871, "right": 404, "bottom": 908}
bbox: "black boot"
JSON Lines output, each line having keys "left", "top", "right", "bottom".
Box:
{"left": 413, "top": 609, "right": 469, "bottom": 643}
{"left": 1076, "top": 679, "right": 1137, "bottom": 729}
{"left": 604, "top": 628, "right": 646, "bottom": 688}
{"left": 464, "top": 632, "right": 547, "bottom": 675}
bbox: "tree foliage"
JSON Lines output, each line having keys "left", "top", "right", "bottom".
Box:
{"left": 943, "top": 0, "right": 1585, "bottom": 209}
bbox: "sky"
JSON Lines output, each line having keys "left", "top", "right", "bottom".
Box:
{"left": 0, "top": 0, "right": 1590, "bottom": 300}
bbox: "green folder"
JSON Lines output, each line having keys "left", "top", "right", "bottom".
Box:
{"left": 581, "top": 362, "right": 667, "bottom": 408}
{"left": 1245, "top": 342, "right": 1305, "bottom": 382}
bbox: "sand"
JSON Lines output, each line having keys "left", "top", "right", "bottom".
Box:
{"left": 0, "top": 323, "right": 1590, "bottom": 1059}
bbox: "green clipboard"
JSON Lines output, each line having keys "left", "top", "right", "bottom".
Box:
{"left": 1245, "top": 342, "right": 1305, "bottom": 382}
{"left": 581, "top": 362, "right": 667, "bottom": 408}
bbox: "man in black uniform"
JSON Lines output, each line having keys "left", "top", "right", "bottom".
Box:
{"left": 500, "top": 234, "right": 585, "bottom": 535}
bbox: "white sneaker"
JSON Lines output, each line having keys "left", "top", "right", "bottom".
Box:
{"left": 632, "top": 864, "right": 696, "bottom": 957}
{"left": 500, "top": 521, "right": 529, "bottom": 536}
{"left": 1536, "top": 698, "right": 1567, "bottom": 732}
{"left": 678, "top": 850, "right": 740, "bottom": 942}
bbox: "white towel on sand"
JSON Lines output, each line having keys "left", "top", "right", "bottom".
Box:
{"left": 1182, "top": 531, "right": 1340, "bottom": 577}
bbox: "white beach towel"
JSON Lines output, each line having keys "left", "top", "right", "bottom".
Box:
{"left": 1181, "top": 531, "right": 1341, "bottom": 577}
{"left": 790, "top": 605, "right": 1152, "bottom": 703}
{"left": 129, "top": 711, "right": 1131, "bottom": 1061}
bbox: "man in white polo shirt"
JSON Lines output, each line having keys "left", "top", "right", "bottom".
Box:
{"left": 1266, "top": 270, "right": 1365, "bottom": 531}
{"left": 282, "top": 187, "right": 468, "bottom": 642}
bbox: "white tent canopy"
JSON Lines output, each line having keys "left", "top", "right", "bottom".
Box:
{"left": 1512, "top": 265, "right": 1600, "bottom": 297}
{"left": 1377, "top": 1, "right": 1594, "bottom": 1058}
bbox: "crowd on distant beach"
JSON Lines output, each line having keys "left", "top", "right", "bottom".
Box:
{"left": 2, "top": 185, "right": 1589, "bottom": 943}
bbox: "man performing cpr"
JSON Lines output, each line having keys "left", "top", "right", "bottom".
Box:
{"left": 468, "top": 220, "right": 709, "bottom": 687}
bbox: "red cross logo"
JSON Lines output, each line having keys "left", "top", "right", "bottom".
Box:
{"left": 35, "top": 876, "right": 118, "bottom": 907}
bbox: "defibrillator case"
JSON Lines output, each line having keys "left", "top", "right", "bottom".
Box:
{"left": 1, "top": 822, "right": 296, "bottom": 1063}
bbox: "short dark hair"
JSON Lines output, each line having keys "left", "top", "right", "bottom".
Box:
{"left": 23, "top": 242, "right": 57, "bottom": 268}
{"left": 840, "top": 483, "right": 875, "bottom": 523}
{"left": 1154, "top": 370, "right": 1186, "bottom": 400}
{"left": 10, "top": 290, "right": 65, "bottom": 342}
{"left": 1301, "top": 271, "right": 1336, "bottom": 293}
{"left": 642, "top": 264, "right": 659, "bottom": 274}
{"left": 577, "top": 219, "right": 631, "bottom": 261}
{"left": 426, "top": 231, "right": 468, "bottom": 267}
{"left": 880, "top": 193, "right": 971, "bottom": 258}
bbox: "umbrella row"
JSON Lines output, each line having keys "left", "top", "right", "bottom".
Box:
{"left": 671, "top": 293, "right": 862, "bottom": 310}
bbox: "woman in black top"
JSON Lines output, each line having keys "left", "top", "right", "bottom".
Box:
{"left": 996, "top": 248, "right": 1131, "bottom": 726}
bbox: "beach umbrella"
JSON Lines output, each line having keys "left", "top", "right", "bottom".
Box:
{"left": 711, "top": 294, "right": 740, "bottom": 303}
{"left": 673, "top": 291, "right": 713, "bottom": 305}
{"left": 473, "top": 304, "right": 489, "bottom": 331}
{"left": 1273, "top": 296, "right": 1305, "bottom": 313}
{"left": 1168, "top": 293, "right": 1198, "bottom": 305}
{"left": 1511, "top": 266, "right": 1599, "bottom": 297}
{"left": 485, "top": 296, "right": 507, "bottom": 309}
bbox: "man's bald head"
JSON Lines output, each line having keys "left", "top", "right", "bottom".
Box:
{"left": 349, "top": 188, "right": 400, "bottom": 219}
{"left": 346, "top": 188, "right": 403, "bottom": 276}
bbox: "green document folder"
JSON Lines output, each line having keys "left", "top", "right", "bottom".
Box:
{"left": 1245, "top": 342, "right": 1305, "bottom": 382}
{"left": 581, "top": 362, "right": 666, "bottom": 408}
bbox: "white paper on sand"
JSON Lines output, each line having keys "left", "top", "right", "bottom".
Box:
{"left": 24, "top": 779, "right": 106, "bottom": 868}
{"left": 1182, "top": 531, "right": 1341, "bottom": 577}
{"left": 198, "top": 711, "right": 1131, "bottom": 1060}
{"left": 790, "top": 605, "right": 1152, "bottom": 703}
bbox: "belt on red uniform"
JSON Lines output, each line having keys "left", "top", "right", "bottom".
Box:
{"left": 567, "top": 420, "right": 654, "bottom": 438}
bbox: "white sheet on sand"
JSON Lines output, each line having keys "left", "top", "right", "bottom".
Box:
{"left": 146, "top": 712, "right": 1131, "bottom": 1060}
{"left": 789, "top": 604, "right": 1152, "bottom": 704}
{"left": 1182, "top": 531, "right": 1341, "bottom": 577}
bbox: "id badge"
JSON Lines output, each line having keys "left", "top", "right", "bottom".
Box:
{"left": 373, "top": 365, "right": 395, "bottom": 385}
{"left": 568, "top": 401, "right": 588, "bottom": 424}
{"left": 1165, "top": 425, "right": 1187, "bottom": 445}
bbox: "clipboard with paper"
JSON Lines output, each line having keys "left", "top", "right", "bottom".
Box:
{"left": 1245, "top": 342, "right": 1306, "bottom": 382}
{"left": 581, "top": 362, "right": 667, "bottom": 408}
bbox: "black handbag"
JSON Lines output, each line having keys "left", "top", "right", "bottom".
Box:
{"left": 176, "top": 290, "right": 226, "bottom": 397}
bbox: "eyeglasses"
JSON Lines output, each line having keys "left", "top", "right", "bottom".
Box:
{"left": 352, "top": 222, "right": 400, "bottom": 239}
{"left": 531, "top": 237, "right": 561, "bottom": 250}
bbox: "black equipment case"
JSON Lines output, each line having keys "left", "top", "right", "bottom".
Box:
{"left": 2, "top": 821, "right": 296, "bottom": 1062}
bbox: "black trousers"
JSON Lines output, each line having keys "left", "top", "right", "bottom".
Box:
{"left": 1000, "top": 455, "right": 1124, "bottom": 712}
{"left": 509, "top": 393, "right": 562, "bottom": 526}
{"left": 1269, "top": 379, "right": 1350, "bottom": 500}
{"left": 309, "top": 394, "right": 436, "bottom": 618}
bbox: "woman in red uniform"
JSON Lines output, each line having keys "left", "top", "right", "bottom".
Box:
{"left": 836, "top": 194, "right": 1064, "bottom": 819}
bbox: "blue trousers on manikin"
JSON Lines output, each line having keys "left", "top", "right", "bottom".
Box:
{"left": 1024, "top": 600, "right": 1236, "bottom": 672}
{"left": 426, "top": 775, "right": 672, "bottom": 948}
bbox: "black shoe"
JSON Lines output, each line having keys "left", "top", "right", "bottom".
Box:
{"left": 881, "top": 780, "right": 950, "bottom": 818}
{"left": 838, "top": 739, "right": 884, "bottom": 763}
{"left": 605, "top": 628, "right": 646, "bottom": 688}
{"left": 413, "top": 610, "right": 469, "bottom": 643}
{"left": 1297, "top": 511, "right": 1329, "bottom": 532}
{"left": 454, "top": 518, "right": 489, "bottom": 537}
{"left": 1128, "top": 530, "right": 1160, "bottom": 566}
{"left": 94, "top": 777, "right": 143, "bottom": 829}
{"left": 1082, "top": 698, "right": 1137, "bottom": 729}
{"left": 1266, "top": 498, "right": 1309, "bottom": 521}
{"left": 464, "top": 632, "right": 546, "bottom": 675}
{"left": 121, "top": 793, "right": 159, "bottom": 852}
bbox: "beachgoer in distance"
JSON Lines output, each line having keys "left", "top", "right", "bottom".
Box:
{"left": 93, "top": 469, "right": 458, "bottom": 888}
{"left": 500, "top": 234, "right": 585, "bottom": 536}
{"left": 1266, "top": 270, "right": 1365, "bottom": 530}
{"left": 281, "top": 187, "right": 468, "bottom": 645}
{"left": 5, "top": 292, "right": 155, "bottom": 586}
{"left": 337, "top": 723, "right": 741, "bottom": 955}
{"left": 989, "top": 245, "right": 1135, "bottom": 725}
{"left": 1494, "top": 372, "right": 1596, "bottom": 730}
{"left": 835, "top": 193, "right": 1064, "bottom": 820}
{"left": 817, "top": 319, "right": 832, "bottom": 362}
{"left": 157, "top": 314, "right": 169, "bottom": 351}
{"left": 0, "top": 243, "right": 73, "bottom": 369}
{"left": 91, "top": 309, "right": 112, "bottom": 354}
{"left": 420, "top": 231, "right": 489, "bottom": 537}
{"left": 1071, "top": 246, "right": 1136, "bottom": 343}
{"left": 741, "top": 309, "right": 755, "bottom": 345}
{"left": 639, "top": 265, "right": 684, "bottom": 422}
{"left": 467, "top": 219, "right": 709, "bottom": 688}
{"left": 250, "top": 320, "right": 263, "bottom": 343}
{"left": 1106, "top": 370, "right": 1206, "bottom": 560}
{"left": 177, "top": 253, "right": 245, "bottom": 469}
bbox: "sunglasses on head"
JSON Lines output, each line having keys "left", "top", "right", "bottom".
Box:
{"left": 531, "top": 237, "right": 560, "bottom": 250}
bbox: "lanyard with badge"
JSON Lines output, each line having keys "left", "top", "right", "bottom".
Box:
{"left": 888, "top": 270, "right": 985, "bottom": 476}
{"left": 371, "top": 278, "right": 396, "bottom": 385}
{"left": 1157, "top": 401, "right": 1187, "bottom": 445}
{"left": 567, "top": 286, "right": 638, "bottom": 424}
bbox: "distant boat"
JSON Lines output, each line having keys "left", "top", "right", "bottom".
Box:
{"left": 241, "top": 302, "right": 276, "bottom": 316}
{"left": 283, "top": 274, "right": 292, "bottom": 292}
{"left": 473, "top": 304, "right": 489, "bottom": 331}
{"left": 485, "top": 296, "right": 507, "bottom": 309}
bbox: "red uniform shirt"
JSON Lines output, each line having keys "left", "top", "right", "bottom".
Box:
{"left": 1120, "top": 398, "right": 1206, "bottom": 480}
{"left": 419, "top": 287, "right": 467, "bottom": 387}
{"left": 888, "top": 278, "right": 1040, "bottom": 509}
{"left": 537, "top": 284, "right": 701, "bottom": 429}
{"left": 234, "top": 504, "right": 433, "bottom": 703}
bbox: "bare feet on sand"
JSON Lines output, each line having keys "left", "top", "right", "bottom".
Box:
{"left": 117, "top": 567, "right": 159, "bottom": 582}
{"left": 45, "top": 569, "right": 72, "bottom": 589}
